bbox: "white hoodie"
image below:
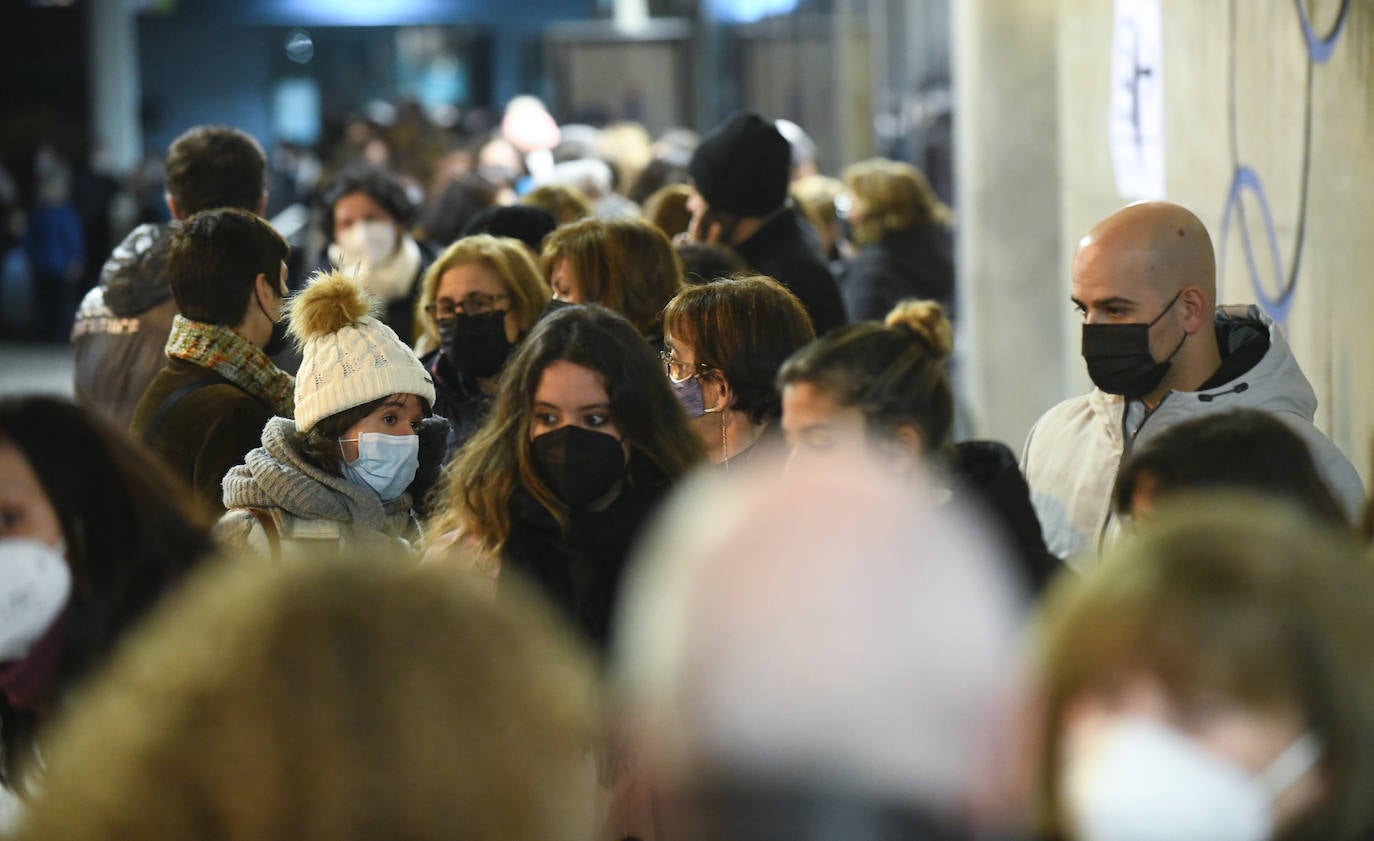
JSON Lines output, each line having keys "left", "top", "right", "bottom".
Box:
{"left": 1021, "top": 306, "right": 1365, "bottom": 564}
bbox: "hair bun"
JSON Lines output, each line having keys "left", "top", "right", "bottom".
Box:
{"left": 287, "top": 270, "right": 378, "bottom": 343}
{"left": 884, "top": 299, "right": 953, "bottom": 361}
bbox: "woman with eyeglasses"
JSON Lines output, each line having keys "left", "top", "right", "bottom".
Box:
{"left": 413, "top": 235, "right": 553, "bottom": 456}
{"left": 660, "top": 276, "right": 815, "bottom": 469}
{"left": 425, "top": 304, "right": 703, "bottom": 652}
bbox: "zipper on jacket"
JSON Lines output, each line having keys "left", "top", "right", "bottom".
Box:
{"left": 1096, "top": 392, "right": 1171, "bottom": 551}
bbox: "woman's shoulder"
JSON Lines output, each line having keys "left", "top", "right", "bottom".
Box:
{"left": 421, "top": 528, "right": 501, "bottom": 580}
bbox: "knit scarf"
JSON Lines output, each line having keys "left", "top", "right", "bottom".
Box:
{"left": 165, "top": 315, "right": 294, "bottom": 416}
{"left": 221, "top": 417, "right": 414, "bottom": 549}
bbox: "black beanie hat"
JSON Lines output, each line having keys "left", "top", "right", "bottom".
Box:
{"left": 689, "top": 111, "right": 791, "bottom": 217}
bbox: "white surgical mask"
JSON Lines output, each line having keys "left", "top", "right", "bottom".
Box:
{"left": 1063, "top": 715, "right": 1322, "bottom": 841}
{"left": 339, "top": 432, "right": 419, "bottom": 501}
{"left": 337, "top": 220, "right": 398, "bottom": 266}
{"left": 0, "top": 538, "right": 71, "bottom": 663}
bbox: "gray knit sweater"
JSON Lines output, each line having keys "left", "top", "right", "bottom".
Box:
{"left": 215, "top": 416, "right": 416, "bottom": 559}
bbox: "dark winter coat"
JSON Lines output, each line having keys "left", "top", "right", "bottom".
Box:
{"left": 735, "top": 208, "right": 848, "bottom": 335}
{"left": 840, "top": 224, "right": 955, "bottom": 323}
{"left": 948, "top": 439, "right": 1059, "bottom": 594}
{"left": 420, "top": 349, "right": 491, "bottom": 460}
{"left": 500, "top": 458, "right": 673, "bottom": 653}
{"left": 130, "top": 358, "right": 274, "bottom": 518}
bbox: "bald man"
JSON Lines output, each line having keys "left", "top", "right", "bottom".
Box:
{"left": 1021, "top": 201, "right": 1363, "bottom": 561}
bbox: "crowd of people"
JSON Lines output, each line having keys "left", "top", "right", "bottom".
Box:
{"left": 1, "top": 96, "right": 1373, "bottom": 841}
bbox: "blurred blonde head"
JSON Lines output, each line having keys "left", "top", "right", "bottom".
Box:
{"left": 1034, "top": 495, "right": 1374, "bottom": 841}
{"left": 843, "top": 158, "right": 952, "bottom": 247}
{"left": 521, "top": 184, "right": 593, "bottom": 225}
{"left": 15, "top": 550, "right": 600, "bottom": 841}
{"left": 791, "top": 174, "right": 844, "bottom": 256}
{"left": 643, "top": 183, "right": 693, "bottom": 241}
{"left": 414, "top": 234, "right": 551, "bottom": 356}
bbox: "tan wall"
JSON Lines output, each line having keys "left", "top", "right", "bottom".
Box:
{"left": 1052, "top": 0, "right": 1372, "bottom": 481}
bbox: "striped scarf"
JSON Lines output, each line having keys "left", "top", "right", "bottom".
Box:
{"left": 164, "top": 315, "right": 294, "bottom": 417}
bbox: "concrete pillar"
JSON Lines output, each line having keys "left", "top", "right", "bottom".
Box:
{"left": 952, "top": 0, "right": 1065, "bottom": 449}
{"left": 87, "top": 0, "right": 142, "bottom": 173}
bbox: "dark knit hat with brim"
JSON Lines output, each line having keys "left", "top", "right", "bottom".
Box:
{"left": 689, "top": 111, "right": 791, "bottom": 217}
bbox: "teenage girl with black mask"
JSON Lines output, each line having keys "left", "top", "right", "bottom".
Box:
{"left": 426, "top": 305, "right": 704, "bottom": 651}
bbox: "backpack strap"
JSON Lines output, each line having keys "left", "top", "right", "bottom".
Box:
{"left": 245, "top": 507, "right": 282, "bottom": 562}
{"left": 140, "top": 372, "right": 227, "bottom": 444}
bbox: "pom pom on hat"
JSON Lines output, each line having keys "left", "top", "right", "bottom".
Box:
{"left": 287, "top": 269, "right": 376, "bottom": 343}
{"left": 689, "top": 111, "right": 791, "bottom": 218}
{"left": 288, "top": 270, "right": 436, "bottom": 432}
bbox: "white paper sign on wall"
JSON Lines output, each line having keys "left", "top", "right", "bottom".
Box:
{"left": 1109, "top": 0, "right": 1165, "bottom": 200}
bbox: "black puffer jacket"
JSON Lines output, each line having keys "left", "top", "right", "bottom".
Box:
{"left": 839, "top": 224, "right": 955, "bottom": 323}
{"left": 735, "top": 208, "right": 848, "bottom": 335}
{"left": 70, "top": 223, "right": 178, "bottom": 427}
{"left": 949, "top": 439, "right": 1059, "bottom": 593}
{"left": 500, "top": 458, "right": 673, "bottom": 653}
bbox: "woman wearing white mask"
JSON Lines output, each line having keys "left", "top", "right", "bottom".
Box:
{"left": 319, "top": 167, "right": 436, "bottom": 346}
{"left": 0, "top": 396, "right": 210, "bottom": 826}
{"left": 216, "top": 270, "right": 442, "bottom": 560}
{"left": 1034, "top": 495, "right": 1374, "bottom": 841}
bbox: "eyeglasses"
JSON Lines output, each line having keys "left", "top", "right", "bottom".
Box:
{"left": 425, "top": 292, "right": 510, "bottom": 320}
{"left": 660, "top": 350, "right": 713, "bottom": 383}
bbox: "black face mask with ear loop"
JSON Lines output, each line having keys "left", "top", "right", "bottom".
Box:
{"left": 260, "top": 286, "right": 291, "bottom": 357}
{"left": 1081, "top": 291, "right": 1187, "bottom": 398}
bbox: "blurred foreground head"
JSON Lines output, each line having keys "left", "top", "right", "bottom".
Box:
{"left": 1036, "top": 495, "right": 1374, "bottom": 841}
{"left": 614, "top": 451, "right": 1027, "bottom": 838}
{"left": 14, "top": 553, "right": 600, "bottom": 841}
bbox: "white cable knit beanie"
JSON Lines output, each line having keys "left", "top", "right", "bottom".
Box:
{"left": 287, "top": 270, "right": 435, "bottom": 432}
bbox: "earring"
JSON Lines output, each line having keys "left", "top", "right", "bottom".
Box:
{"left": 720, "top": 406, "right": 730, "bottom": 472}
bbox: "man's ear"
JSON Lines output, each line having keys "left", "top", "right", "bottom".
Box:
{"left": 165, "top": 192, "right": 182, "bottom": 221}
{"left": 1181, "top": 285, "right": 1209, "bottom": 333}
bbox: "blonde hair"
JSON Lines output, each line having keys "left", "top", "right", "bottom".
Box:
{"left": 13, "top": 551, "right": 600, "bottom": 841}
{"left": 1034, "top": 495, "right": 1374, "bottom": 841}
{"left": 521, "top": 184, "right": 592, "bottom": 225}
{"left": 413, "top": 234, "right": 551, "bottom": 356}
{"left": 642, "top": 183, "right": 692, "bottom": 240}
{"left": 791, "top": 174, "right": 844, "bottom": 252}
{"left": 843, "top": 158, "right": 952, "bottom": 247}
{"left": 539, "top": 217, "right": 684, "bottom": 336}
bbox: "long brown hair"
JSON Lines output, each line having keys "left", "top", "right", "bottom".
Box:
{"left": 0, "top": 397, "right": 211, "bottom": 783}
{"left": 429, "top": 304, "right": 704, "bottom": 552}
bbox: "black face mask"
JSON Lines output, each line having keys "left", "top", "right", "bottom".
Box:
{"left": 261, "top": 289, "right": 290, "bottom": 357}
{"left": 1081, "top": 291, "right": 1187, "bottom": 398}
{"left": 439, "top": 311, "right": 513, "bottom": 380}
{"left": 530, "top": 426, "right": 626, "bottom": 509}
